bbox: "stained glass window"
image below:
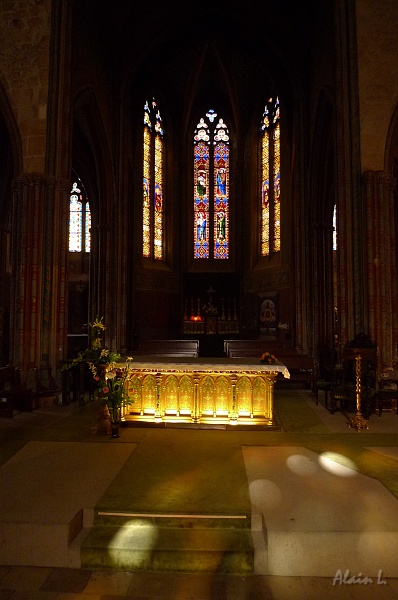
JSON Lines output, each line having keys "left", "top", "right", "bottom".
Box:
{"left": 142, "top": 98, "right": 164, "bottom": 260}
{"left": 69, "top": 181, "right": 91, "bottom": 252}
{"left": 194, "top": 109, "right": 229, "bottom": 260}
{"left": 260, "top": 97, "right": 280, "bottom": 256}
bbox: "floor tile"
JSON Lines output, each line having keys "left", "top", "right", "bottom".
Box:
{"left": 83, "top": 570, "right": 133, "bottom": 595}
{"left": 4, "top": 591, "right": 58, "bottom": 599}
{"left": 301, "top": 576, "right": 354, "bottom": 599}
{"left": 40, "top": 568, "right": 93, "bottom": 594}
{"left": 0, "top": 566, "right": 52, "bottom": 591}
{"left": 260, "top": 575, "right": 306, "bottom": 600}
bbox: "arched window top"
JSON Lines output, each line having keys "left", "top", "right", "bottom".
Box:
{"left": 214, "top": 118, "right": 229, "bottom": 144}
{"left": 261, "top": 96, "right": 280, "bottom": 130}
{"left": 194, "top": 110, "right": 230, "bottom": 145}
{"left": 144, "top": 100, "right": 152, "bottom": 129}
{"left": 193, "top": 109, "right": 230, "bottom": 260}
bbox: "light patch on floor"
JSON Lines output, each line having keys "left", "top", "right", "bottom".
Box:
{"left": 243, "top": 445, "right": 398, "bottom": 576}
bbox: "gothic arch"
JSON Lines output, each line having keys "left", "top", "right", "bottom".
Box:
{"left": 384, "top": 99, "right": 398, "bottom": 175}
{"left": 71, "top": 87, "right": 122, "bottom": 343}
{"left": 0, "top": 79, "right": 23, "bottom": 179}
{"left": 72, "top": 88, "right": 116, "bottom": 223}
{"left": 382, "top": 100, "right": 398, "bottom": 362}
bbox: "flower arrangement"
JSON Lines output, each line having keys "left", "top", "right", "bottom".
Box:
{"left": 260, "top": 351, "right": 278, "bottom": 364}
{"left": 64, "top": 316, "right": 135, "bottom": 436}
{"left": 95, "top": 358, "right": 135, "bottom": 421}
{"left": 63, "top": 316, "right": 121, "bottom": 374}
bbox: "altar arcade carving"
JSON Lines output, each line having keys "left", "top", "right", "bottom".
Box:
{"left": 121, "top": 358, "right": 289, "bottom": 427}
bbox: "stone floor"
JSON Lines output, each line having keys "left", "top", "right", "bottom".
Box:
{"left": 1, "top": 564, "right": 398, "bottom": 599}
{"left": 1, "top": 385, "right": 398, "bottom": 599}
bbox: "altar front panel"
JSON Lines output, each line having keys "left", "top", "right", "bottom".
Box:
{"left": 123, "top": 358, "right": 289, "bottom": 426}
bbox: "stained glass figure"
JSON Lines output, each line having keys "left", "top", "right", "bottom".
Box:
{"left": 69, "top": 181, "right": 91, "bottom": 252}
{"left": 194, "top": 110, "right": 229, "bottom": 260}
{"left": 260, "top": 97, "right": 281, "bottom": 256}
{"left": 143, "top": 98, "right": 164, "bottom": 260}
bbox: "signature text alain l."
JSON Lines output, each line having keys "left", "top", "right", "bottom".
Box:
{"left": 333, "top": 569, "right": 387, "bottom": 586}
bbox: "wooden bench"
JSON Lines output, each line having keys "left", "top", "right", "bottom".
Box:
{"left": 0, "top": 366, "right": 33, "bottom": 417}
{"left": 224, "top": 340, "right": 317, "bottom": 391}
{"left": 133, "top": 339, "right": 199, "bottom": 358}
{"left": 224, "top": 340, "right": 259, "bottom": 356}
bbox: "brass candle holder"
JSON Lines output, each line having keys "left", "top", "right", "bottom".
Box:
{"left": 348, "top": 352, "right": 369, "bottom": 431}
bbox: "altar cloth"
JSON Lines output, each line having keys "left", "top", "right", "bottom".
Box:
{"left": 124, "top": 356, "right": 290, "bottom": 379}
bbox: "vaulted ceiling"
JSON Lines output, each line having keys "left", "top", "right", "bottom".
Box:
{"left": 74, "top": 0, "right": 324, "bottom": 120}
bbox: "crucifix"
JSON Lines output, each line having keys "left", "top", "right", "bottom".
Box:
{"left": 206, "top": 285, "right": 216, "bottom": 305}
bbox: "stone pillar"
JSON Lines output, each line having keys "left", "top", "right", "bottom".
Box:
{"left": 10, "top": 174, "right": 45, "bottom": 369}
{"left": 10, "top": 173, "right": 69, "bottom": 378}
{"left": 0, "top": 225, "right": 11, "bottom": 365}
{"left": 363, "top": 170, "right": 397, "bottom": 367}
{"left": 334, "top": 0, "right": 363, "bottom": 341}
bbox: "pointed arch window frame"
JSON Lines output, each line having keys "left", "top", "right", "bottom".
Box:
{"left": 193, "top": 109, "right": 230, "bottom": 260}
{"left": 142, "top": 98, "right": 164, "bottom": 261}
{"left": 260, "top": 97, "right": 281, "bottom": 257}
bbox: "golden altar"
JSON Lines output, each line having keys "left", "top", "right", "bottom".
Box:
{"left": 122, "top": 357, "right": 289, "bottom": 427}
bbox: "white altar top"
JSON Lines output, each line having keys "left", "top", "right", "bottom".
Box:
{"left": 125, "top": 356, "right": 290, "bottom": 379}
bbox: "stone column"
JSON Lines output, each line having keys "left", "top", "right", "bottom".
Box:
{"left": 10, "top": 174, "right": 44, "bottom": 369}
{"left": 334, "top": 0, "right": 363, "bottom": 341}
{"left": 363, "top": 170, "right": 397, "bottom": 367}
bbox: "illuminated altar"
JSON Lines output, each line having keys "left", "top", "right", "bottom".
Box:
{"left": 122, "top": 357, "right": 289, "bottom": 427}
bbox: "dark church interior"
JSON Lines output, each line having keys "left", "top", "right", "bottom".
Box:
{"left": 2, "top": 1, "right": 398, "bottom": 596}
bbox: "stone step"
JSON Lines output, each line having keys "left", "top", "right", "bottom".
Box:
{"left": 93, "top": 511, "right": 251, "bottom": 530}
{"left": 81, "top": 523, "right": 254, "bottom": 573}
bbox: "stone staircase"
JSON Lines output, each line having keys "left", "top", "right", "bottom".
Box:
{"left": 80, "top": 512, "right": 254, "bottom": 573}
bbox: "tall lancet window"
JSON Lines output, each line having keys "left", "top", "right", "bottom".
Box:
{"left": 69, "top": 181, "right": 91, "bottom": 252}
{"left": 260, "top": 97, "right": 280, "bottom": 256}
{"left": 143, "top": 98, "right": 164, "bottom": 260}
{"left": 194, "top": 109, "right": 230, "bottom": 259}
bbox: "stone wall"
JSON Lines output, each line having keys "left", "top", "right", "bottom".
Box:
{"left": 0, "top": 0, "right": 51, "bottom": 173}
{"left": 356, "top": 0, "right": 398, "bottom": 171}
